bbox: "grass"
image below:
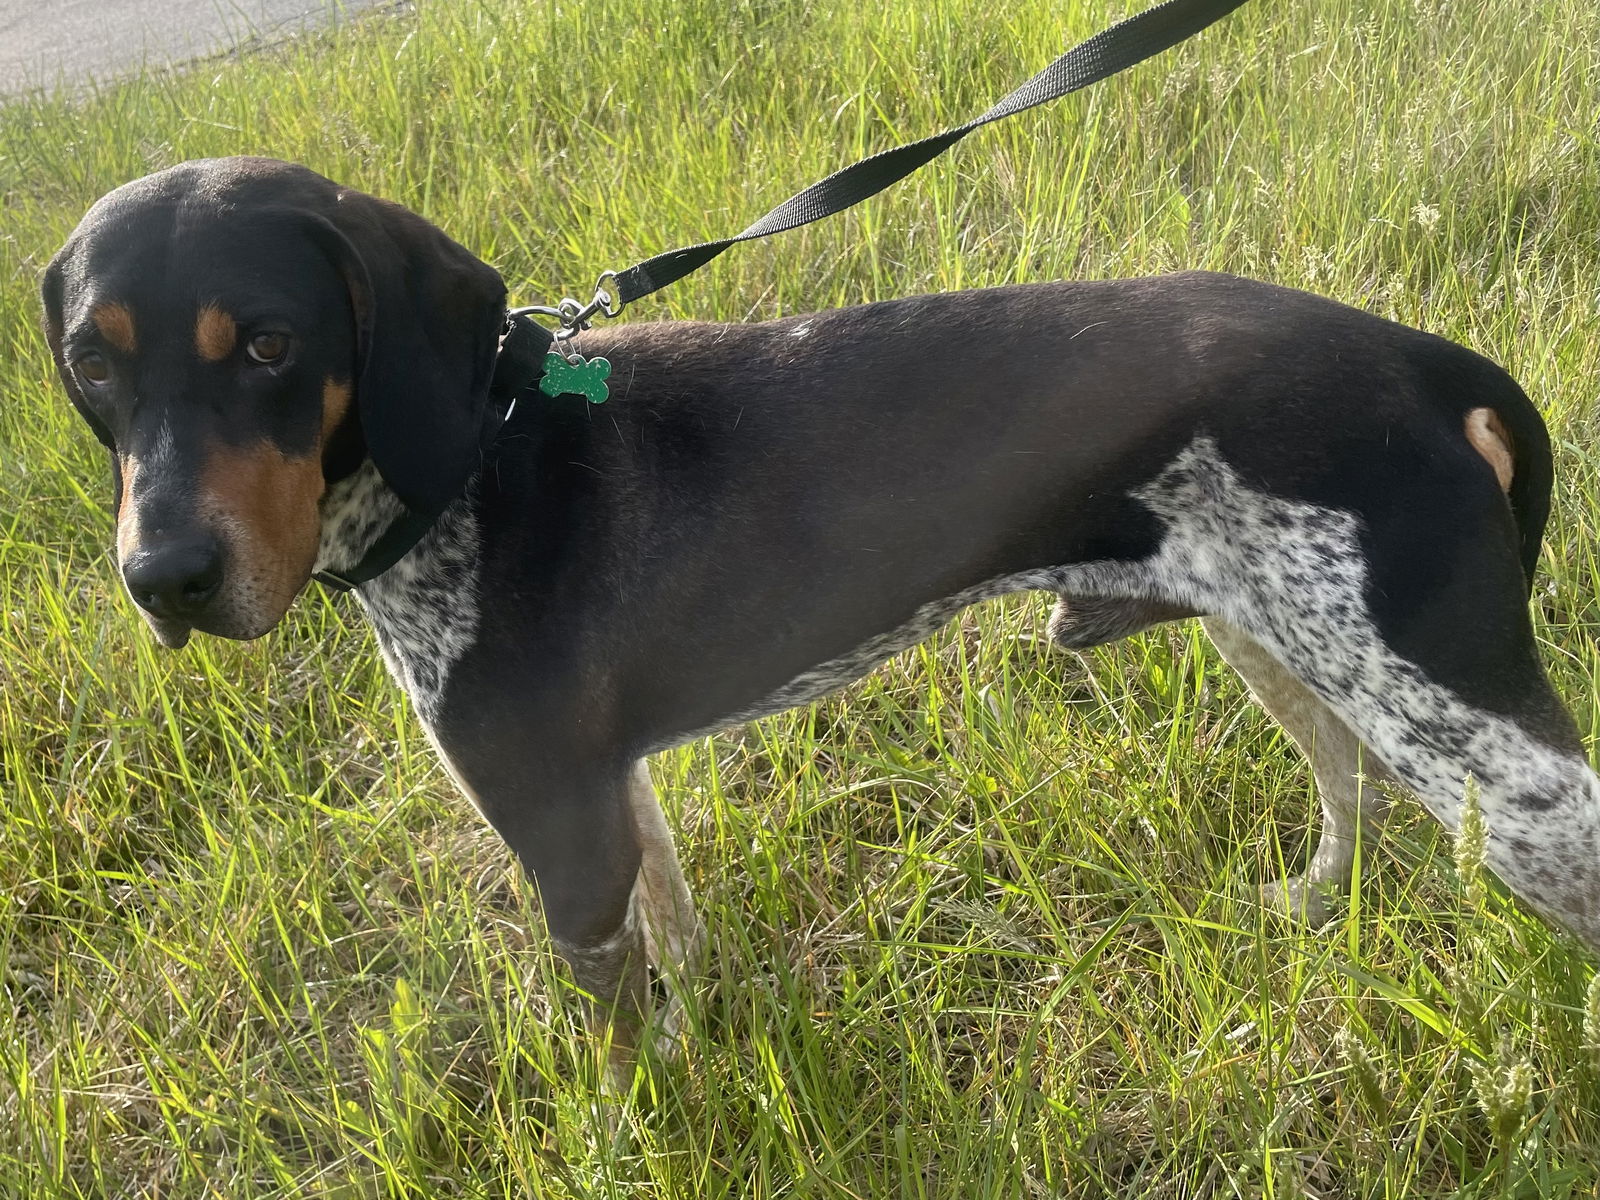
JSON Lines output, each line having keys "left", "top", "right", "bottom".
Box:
{"left": 3, "top": 0, "right": 1600, "bottom": 1193}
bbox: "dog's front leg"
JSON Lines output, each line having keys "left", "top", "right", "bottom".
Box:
{"left": 628, "top": 763, "right": 705, "bottom": 1036}
{"left": 429, "top": 740, "right": 655, "bottom": 1084}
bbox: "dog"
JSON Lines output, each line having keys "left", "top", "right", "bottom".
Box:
{"left": 42, "top": 156, "right": 1600, "bottom": 1076}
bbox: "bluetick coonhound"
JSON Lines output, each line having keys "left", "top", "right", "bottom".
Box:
{"left": 42, "top": 157, "right": 1600, "bottom": 1076}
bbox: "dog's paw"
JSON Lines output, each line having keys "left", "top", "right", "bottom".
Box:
{"left": 645, "top": 963, "right": 701, "bottom": 1062}
{"left": 1259, "top": 876, "right": 1342, "bottom": 927}
{"left": 651, "top": 995, "right": 686, "bottom": 1060}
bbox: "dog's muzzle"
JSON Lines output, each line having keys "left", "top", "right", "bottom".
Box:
{"left": 121, "top": 533, "right": 223, "bottom": 646}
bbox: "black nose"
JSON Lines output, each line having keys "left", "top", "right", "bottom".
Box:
{"left": 122, "top": 536, "right": 224, "bottom": 620}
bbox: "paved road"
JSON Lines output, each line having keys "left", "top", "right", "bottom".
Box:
{"left": 1, "top": 0, "right": 394, "bottom": 96}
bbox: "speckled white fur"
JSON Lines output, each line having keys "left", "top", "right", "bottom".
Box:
{"left": 315, "top": 462, "right": 481, "bottom": 723}
{"left": 1111, "top": 438, "right": 1600, "bottom": 943}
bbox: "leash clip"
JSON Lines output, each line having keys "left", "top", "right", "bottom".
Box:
{"left": 564, "top": 271, "right": 624, "bottom": 335}
{"left": 510, "top": 271, "right": 622, "bottom": 359}
{"left": 556, "top": 271, "right": 625, "bottom": 348}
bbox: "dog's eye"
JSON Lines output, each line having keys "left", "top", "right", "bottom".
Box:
{"left": 75, "top": 353, "right": 111, "bottom": 386}
{"left": 245, "top": 332, "right": 290, "bottom": 365}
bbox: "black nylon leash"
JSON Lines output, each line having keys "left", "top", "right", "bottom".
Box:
{"left": 320, "top": 0, "right": 1247, "bottom": 590}
{"left": 587, "top": 0, "right": 1250, "bottom": 316}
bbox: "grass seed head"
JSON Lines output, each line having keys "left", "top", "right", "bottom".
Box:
{"left": 1334, "top": 1027, "right": 1388, "bottom": 1117}
{"left": 1455, "top": 773, "right": 1487, "bottom": 913}
{"left": 1584, "top": 972, "right": 1600, "bottom": 1070}
{"left": 1469, "top": 1032, "right": 1533, "bottom": 1147}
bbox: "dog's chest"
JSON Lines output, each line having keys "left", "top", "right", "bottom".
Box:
{"left": 316, "top": 466, "right": 483, "bottom": 723}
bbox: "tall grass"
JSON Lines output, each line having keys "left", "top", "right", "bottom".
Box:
{"left": 3, "top": 0, "right": 1600, "bottom": 1193}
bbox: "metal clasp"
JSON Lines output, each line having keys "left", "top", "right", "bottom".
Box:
{"left": 509, "top": 270, "right": 623, "bottom": 360}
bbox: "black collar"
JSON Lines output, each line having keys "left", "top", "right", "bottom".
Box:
{"left": 312, "top": 312, "right": 553, "bottom": 592}
{"left": 488, "top": 311, "right": 557, "bottom": 403}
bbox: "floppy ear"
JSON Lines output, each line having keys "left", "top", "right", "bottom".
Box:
{"left": 311, "top": 189, "right": 507, "bottom": 517}
{"left": 40, "top": 247, "right": 116, "bottom": 451}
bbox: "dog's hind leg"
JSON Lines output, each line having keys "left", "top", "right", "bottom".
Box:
{"left": 1133, "top": 438, "right": 1600, "bottom": 947}
{"left": 1212, "top": 596, "right": 1600, "bottom": 946}
{"left": 1048, "top": 593, "right": 1199, "bottom": 649}
{"left": 1049, "top": 592, "right": 1392, "bottom": 922}
{"left": 1204, "top": 616, "right": 1394, "bottom": 923}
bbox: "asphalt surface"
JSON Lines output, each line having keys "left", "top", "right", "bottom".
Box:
{"left": 1, "top": 0, "right": 394, "bottom": 96}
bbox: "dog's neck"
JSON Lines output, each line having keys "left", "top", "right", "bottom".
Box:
{"left": 315, "top": 462, "right": 483, "bottom": 723}
{"left": 315, "top": 461, "right": 407, "bottom": 578}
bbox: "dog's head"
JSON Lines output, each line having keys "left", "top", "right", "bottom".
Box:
{"left": 41, "top": 157, "right": 506, "bottom": 647}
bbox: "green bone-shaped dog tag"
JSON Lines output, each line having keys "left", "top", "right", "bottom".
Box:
{"left": 539, "top": 350, "right": 611, "bottom": 405}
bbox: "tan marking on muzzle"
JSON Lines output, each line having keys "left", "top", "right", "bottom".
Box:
{"left": 1465, "top": 407, "right": 1514, "bottom": 493}
{"left": 321, "top": 377, "right": 353, "bottom": 443}
{"left": 195, "top": 305, "right": 237, "bottom": 362}
{"left": 91, "top": 302, "right": 137, "bottom": 353}
{"left": 115, "top": 454, "right": 140, "bottom": 561}
{"left": 200, "top": 441, "right": 326, "bottom": 620}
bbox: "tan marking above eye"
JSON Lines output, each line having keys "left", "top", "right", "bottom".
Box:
{"left": 321, "top": 376, "right": 353, "bottom": 443}
{"left": 195, "top": 305, "right": 237, "bottom": 361}
{"left": 91, "top": 302, "right": 137, "bottom": 353}
{"left": 1465, "top": 407, "right": 1514, "bottom": 493}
